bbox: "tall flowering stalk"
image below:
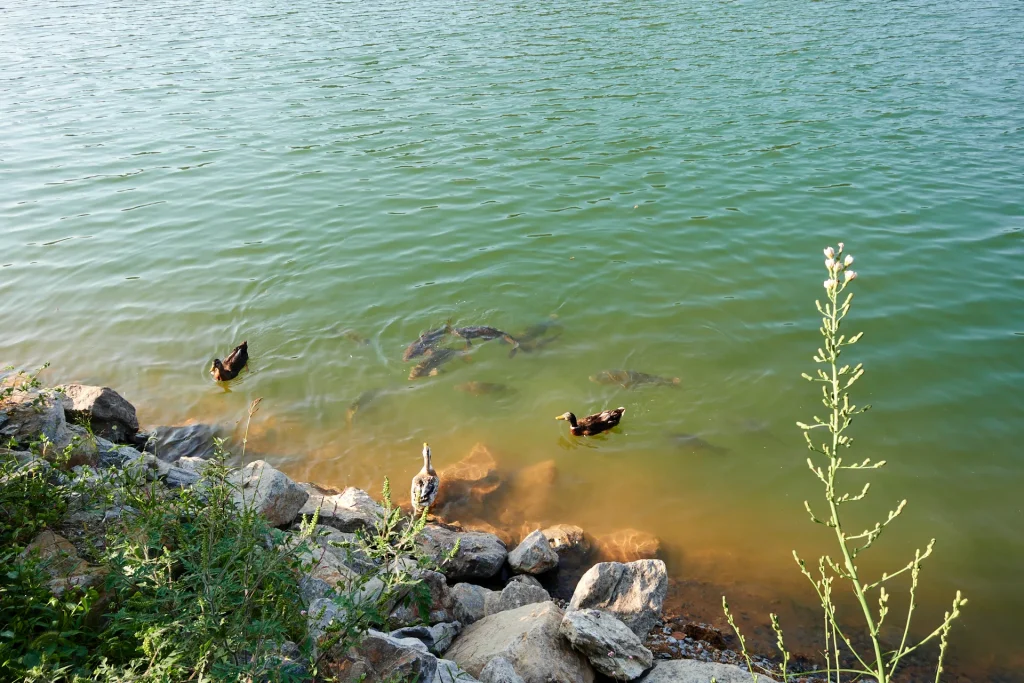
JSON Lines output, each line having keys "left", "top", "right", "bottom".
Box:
{"left": 724, "top": 243, "right": 966, "bottom": 683}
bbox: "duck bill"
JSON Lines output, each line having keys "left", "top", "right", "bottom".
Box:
{"left": 554, "top": 415, "right": 566, "bottom": 421}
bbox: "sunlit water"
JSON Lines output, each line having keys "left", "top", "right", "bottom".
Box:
{"left": 2, "top": 0, "right": 1023, "bottom": 677}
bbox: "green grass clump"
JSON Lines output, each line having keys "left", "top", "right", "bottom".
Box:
{"left": 1, "top": 393, "right": 438, "bottom": 683}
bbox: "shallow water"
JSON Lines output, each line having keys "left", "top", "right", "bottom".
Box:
{"left": 2, "top": 0, "right": 1023, "bottom": 676}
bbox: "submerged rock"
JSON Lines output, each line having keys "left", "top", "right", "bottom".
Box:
{"left": 560, "top": 608, "right": 653, "bottom": 680}
{"left": 433, "top": 443, "right": 503, "bottom": 518}
{"left": 542, "top": 523, "right": 592, "bottom": 561}
{"left": 508, "top": 530, "right": 559, "bottom": 575}
{"left": 445, "top": 601, "right": 595, "bottom": 683}
{"left": 229, "top": 460, "right": 308, "bottom": 527}
{"left": 568, "top": 560, "right": 668, "bottom": 639}
{"left": 594, "top": 528, "right": 661, "bottom": 563}
{"left": 57, "top": 384, "right": 138, "bottom": 443}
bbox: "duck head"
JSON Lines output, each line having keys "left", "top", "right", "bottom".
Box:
{"left": 555, "top": 412, "right": 578, "bottom": 428}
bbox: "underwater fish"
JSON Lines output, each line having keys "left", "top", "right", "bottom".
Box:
{"left": 338, "top": 329, "right": 370, "bottom": 346}
{"left": 454, "top": 381, "right": 513, "bottom": 396}
{"left": 403, "top": 323, "right": 452, "bottom": 361}
{"left": 346, "top": 388, "right": 387, "bottom": 423}
{"left": 669, "top": 433, "right": 729, "bottom": 455}
{"left": 452, "top": 325, "right": 518, "bottom": 347}
{"left": 518, "top": 315, "right": 562, "bottom": 343}
{"left": 590, "top": 369, "right": 680, "bottom": 389}
{"left": 409, "top": 348, "right": 463, "bottom": 379}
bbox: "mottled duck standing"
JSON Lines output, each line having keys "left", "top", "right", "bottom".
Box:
{"left": 555, "top": 407, "right": 626, "bottom": 436}
{"left": 411, "top": 442, "right": 440, "bottom": 517}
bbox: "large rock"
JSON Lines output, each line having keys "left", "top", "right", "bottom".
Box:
{"left": 298, "top": 483, "right": 384, "bottom": 533}
{"left": 568, "top": 560, "right": 668, "bottom": 638}
{"left": 342, "top": 630, "right": 439, "bottom": 683}
{"left": 594, "top": 529, "right": 661, "bottom": 563}
{"left": 560, "top": 608, "right": 653, "bottom": 680}
{"left": 433, "top": 443, "right": 503, "bottom": 518}
{"left": 491, "top": 581, "right": 549, "bottom": 614}
{"left": 21, "top": 530, "right": 108, "bottom": 597}
{"left": 451, "top": 583, "right": 495, "bottom": 626}
{"left": 391, "top": 622, "right": 462, "bottom": 655}
{"left": 389, "top": 568, "right": 453, "bottom": 627}
{"left": 229, "top": 460, "right": 308, "bottom": 527}
{"left": 417, "top": 524, "right": 507, "bottom": 582}
{"left": 0, "top": 389, "right": 66, "bottom": 448}
{"left": 445, "top": 601, "right": 595, "bottom": 683}
{"left": 479, "top": 657, "right": 525, "bottom": 683}
{"left": 508, "top": 530, "right": 559, "bottom": 575}
{"left": 497, "top": 460, "right": 558, "bottom": 528}
{"left": 310, "top": 525, "right": 375, "bottom": 573}
{"left": 156, "top": 458, "right": 201, "bottom": 488}
{"left": 638, "top": 660, "right": 774, "bottom": 683}
{"left": 57, "top": 384, "right": 138, "bottom": 443}
{"left": 147, "top": 423, "right": 219, "bottom": 463}
{"left": 95, "top": 436, "right": 143, "bottom": 469}
{"left": 434, "top": 658, "right": 479, "bottom": 683}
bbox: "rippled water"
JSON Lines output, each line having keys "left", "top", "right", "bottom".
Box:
{"left": 3, "top": 0, "right": 1023, "bottom": 676}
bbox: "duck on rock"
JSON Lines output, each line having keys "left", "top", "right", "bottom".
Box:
{"left": 555, "top": 407, "right": 626, "bottom": 436}
{"left": 211, "top": 341, "right": 249, "bottom": 382}
{"left": 411, "top": 442, "right": 440, "bottom": 516}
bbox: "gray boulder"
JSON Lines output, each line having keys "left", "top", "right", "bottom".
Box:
{"left": 508, "top": 530, "right": 559, "bottom": 575}
{"left": 298, "top": 483, "right": 384, "bottom": 533}
{"left": 568, "top": 560, "right": 668, "bottom": 638}
{"left": 346, "top": 630, "right": 439, "bottom": 682}
{"left": 0, "top": 390, "right": 97, "bottom": 467}
{"left": 229, "top": 460, "right": 308, "bottom": 527}
{"left": 494, "top": 581, "right": 549, "bottom": 614}
{"left": 156, "top": 458, "right": 201, "bottom": 488}
{"left": 148, "top": 423, "right": 219, "bottom": 463}
{"left": 57, "top": 384, "right": 138, "bottom": 442}
{"left": 451, "top": 582, "right": 495, "bottom": 626}
{"left": 95, "top": 436, "right": 143, "bottom": 469}
{"left": 479, "top": 657, "right": 525, "bottom": 683}
{"left": 389, "top": 568, "right": 454, "bottom": 627}
{"left": 560, "top": 608, "right": 653, "bottom": 680}
{"left": 638, "top": 660, "right": 774, "bottom": 683}
{"left": 418, "top": 524, "right": 507, "bottom": 582}
{"left": 391, "top": 621, "right": 462, "bottom": 655}
{"left": 507, "top": 574, "right": 543, "bottom": 589}
{"left": 435, "top": 658, "right": 480, "bottom": 683}
{"left": 445, "top": 601, "right": 595, "bottom": 683}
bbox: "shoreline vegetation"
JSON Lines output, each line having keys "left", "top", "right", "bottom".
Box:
{"left": 0, "top": 247, "right": 965, "bottom": 683}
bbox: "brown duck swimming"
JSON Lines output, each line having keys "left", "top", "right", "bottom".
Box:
{"left": 555, "top": 407, "right": 626, "bottom": 436}
{"left": 211, "top": 341, "right": 248, "bottom": 382}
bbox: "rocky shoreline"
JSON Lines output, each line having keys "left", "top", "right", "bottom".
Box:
{"left": 1, "top": 376, "right": 794, "bottom": 682}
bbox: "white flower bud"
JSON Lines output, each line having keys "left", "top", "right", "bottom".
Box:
{"left": 824, "top": 247, "right": 835, "bottom": 259}
{"left": 844, "top": 255, "right": 854, "bottom": 266}
{"left": 824, "top": 278, "right": 837, "bottom": 290}
{"left": 825, "top": 258, "right": 835, "bottom": 269}
{"left": 838, "top": 242, "right": 845, "bottom": 251}
{"left": 844, "top": 270, "right": 857, "bottom": 282}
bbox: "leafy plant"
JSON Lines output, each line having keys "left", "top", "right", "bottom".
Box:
{"left": 724, "top": 243, "right": 966, "bottom": 683}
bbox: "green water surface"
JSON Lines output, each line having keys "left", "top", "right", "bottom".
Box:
{"left": 2, "top": 0, "right": 1022, "bottom": 676}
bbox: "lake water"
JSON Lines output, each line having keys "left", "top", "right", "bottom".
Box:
{"left": 2, "top": 0, "right": 1022, "bottom": 677}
